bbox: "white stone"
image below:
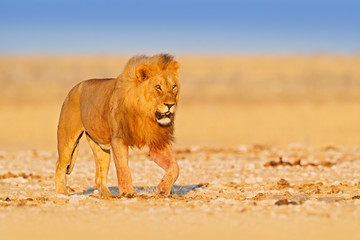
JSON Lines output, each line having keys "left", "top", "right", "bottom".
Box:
{"left": 341, "top": 193, "right": 351, "bottom": 200}
{"left": 287, "top": 188, "right": 295, "bottom": 194}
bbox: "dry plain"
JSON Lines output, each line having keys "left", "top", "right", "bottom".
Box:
{"left": 0, "top": 55, "right": 360, "bottom": 239}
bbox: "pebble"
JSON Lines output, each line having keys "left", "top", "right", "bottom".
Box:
{"left": 287, "top": 188, "right": 295, "bottom": 194}
{"left": 340, "top": 193, "right": 351, "bottom": 200}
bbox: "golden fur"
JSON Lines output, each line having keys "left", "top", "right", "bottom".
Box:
{"left": 55, "top": 54, "right": 180, "bottom": 197}
{"left": 113, "top": 54, "right": 179, "bottom": 149}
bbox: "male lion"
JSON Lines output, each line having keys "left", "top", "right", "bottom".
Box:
{"left": 55, "top": 54, "right": 180, "bottom": 197}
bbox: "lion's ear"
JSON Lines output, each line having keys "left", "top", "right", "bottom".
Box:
{"left": 136, "top": 65, "right": 152, "bottom": 82}
{"left": 167, "top": 61, "right": 180, "bottom": 75}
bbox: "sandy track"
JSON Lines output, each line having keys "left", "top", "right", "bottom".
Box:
{"left": 1, "top": 145, "right": 360, "bottom": 239}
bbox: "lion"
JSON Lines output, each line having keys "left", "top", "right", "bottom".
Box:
{"left": 55, "top": 54, "right": 180, "bottom": 197}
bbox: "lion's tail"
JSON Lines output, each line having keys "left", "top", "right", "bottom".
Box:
{"left": 66, "top": 132, "right": 83, "bottom": 175}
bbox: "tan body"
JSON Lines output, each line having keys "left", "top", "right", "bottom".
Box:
{"left": 55, "top": 54, "right": 180, "bottom": 197}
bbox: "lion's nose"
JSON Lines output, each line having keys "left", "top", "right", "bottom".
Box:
{"left": 164, "top": 103, "right": 175, "bottom": 109}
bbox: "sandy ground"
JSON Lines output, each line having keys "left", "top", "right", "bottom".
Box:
{"left": 1, "top": 55, "right": 360, "bottom": 239}
{"left": 1, "top": 146, "right": 360, "bottom": 239}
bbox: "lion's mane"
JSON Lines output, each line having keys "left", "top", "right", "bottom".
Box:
{"left": 112, "top": 54, "right": 178, "bottom": 150}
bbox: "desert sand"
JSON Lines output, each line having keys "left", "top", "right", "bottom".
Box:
{"left": 0, "top": 55, "right": 360, "bottom": 239}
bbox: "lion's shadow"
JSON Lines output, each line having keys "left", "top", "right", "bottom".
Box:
{"left": 75, "top": 184, "right": 207, "bottom": 197}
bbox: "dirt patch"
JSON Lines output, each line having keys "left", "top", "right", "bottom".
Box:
{"left": 1, "top": 145, "right": 360, "bottom": 239}
{"left": 264, "top": 157, "right": 336, "bottom": 167}
{"left": 0, "top": 171, "right": 42, "bottom": 180}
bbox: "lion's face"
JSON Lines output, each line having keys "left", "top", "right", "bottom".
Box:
{"left": 152, "top": 74, "right": 179, "bottom": 127}
{"left": 136, "top": 62, "right": 180, "bottom": 127}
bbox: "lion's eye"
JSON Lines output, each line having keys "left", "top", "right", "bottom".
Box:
{"left": 172, "top": 85, "right": 177, "bottom": 90}
{"left": 155, "top": 85, "right": 162, "bottom": 91}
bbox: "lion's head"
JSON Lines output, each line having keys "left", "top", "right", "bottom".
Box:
{"left": 116, "top": 54, "right": 180, "bottom": 148}
{"left": 136, "top": 61, "right": 179, "bottom": 127}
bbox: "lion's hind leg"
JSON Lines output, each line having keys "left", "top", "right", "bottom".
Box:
{"left": 85, "top": 134, "right": 113, "bottom": 198}
{"left": 55, "top": 131, "right": 83, "bottom": 195}
{"left": 55, "top": 86, "right": 84, "bottom": 195}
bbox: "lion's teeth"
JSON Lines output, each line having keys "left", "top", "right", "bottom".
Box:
{"left": 157, "top": 118, "right": 171, "bottom": 126}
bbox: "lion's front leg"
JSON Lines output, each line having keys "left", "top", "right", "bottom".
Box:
{"left": 111, "top": 137, "right": 136, "bottom": 196}
{"left": 150, "top": 145, "right": 179, "bottom": 195}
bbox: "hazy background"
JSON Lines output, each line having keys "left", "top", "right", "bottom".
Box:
{"left": 0, "top": 0, "right": 359, "bottom": 151}
{"left": 1, "top": 0, "right": 359, "bottom": 54}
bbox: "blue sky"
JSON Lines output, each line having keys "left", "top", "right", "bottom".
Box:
{"left": 0, "top": 0, "right": 359, "bottom": 54}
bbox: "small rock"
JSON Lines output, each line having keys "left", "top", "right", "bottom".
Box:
{"left": 341, "top": 193, "right": 351, "bottom": 200}
{"left": 287, "top": 188, "right": 295, "bottom": 194}
{"left": 352, "top": 195, "right": 360, "bottom": 200}
{"left": 252, "top": 193, "right": 266, "bottom": 200}
{"left": 277, "top": 178, "right": 290, "bottom": 187}
{"left": 275, "top": 199, "right": 298, "bottom": 206}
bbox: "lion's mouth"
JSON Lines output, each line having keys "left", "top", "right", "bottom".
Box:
{"left": 155, "top": 111, "right": 173, "bottom": 126}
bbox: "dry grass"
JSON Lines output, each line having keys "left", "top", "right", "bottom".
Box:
{"left": 0, "top": 55, "right": 359, "bottom": 150}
